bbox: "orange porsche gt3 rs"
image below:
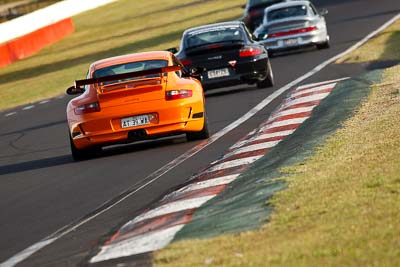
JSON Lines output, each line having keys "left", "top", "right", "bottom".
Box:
{"left": 66, "top": 51, "right": 209, "bottom": 160}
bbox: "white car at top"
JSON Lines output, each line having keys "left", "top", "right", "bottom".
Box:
{"left": 253, "top": 0, "right": 330, "bottom": 54}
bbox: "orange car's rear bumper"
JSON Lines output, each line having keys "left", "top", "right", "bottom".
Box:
{"left": 69, "top": 98, "right": 204, "bottom": 149}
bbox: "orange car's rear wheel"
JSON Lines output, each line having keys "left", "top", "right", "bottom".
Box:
{"left": 69, "top": 135, "right": 101, "bottom": 161}
{"left": 186, "top": 115, "right": 210, "bottom": 141}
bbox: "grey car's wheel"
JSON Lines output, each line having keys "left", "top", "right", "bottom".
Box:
{"left": 70, "top": 135, "right": 100, "bottom": 161}
{"left": 257, "top": 60, "right": 274, "bottom": 89}
{"left": 317, "top": 36, "right": 330, "bottom": 49}
{"left": 268, "top": 51, "right": 275, "bottom": 58}
{"left": 186, "top": 116, "right": 210, "bottom": 141}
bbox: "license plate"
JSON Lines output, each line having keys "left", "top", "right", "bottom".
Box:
{"left": 121, "top": 115, "right": 150, "bottom": 128}
{"left": 207, "top": 68, "right": 230, "bottom": 79}
{"left": 283, "top": 38, "right": 298, "bottom": 46}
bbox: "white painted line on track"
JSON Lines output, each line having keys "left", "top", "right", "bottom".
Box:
{"left": 248, "top": 129, "right": 257, "bottom": 136}
{"left": 5, "top": 112, "right": 17, "bottom": 117}
{"left": 226, "top": 141, "right": 281, "bottom": 157}
{"left": 4, "top": 12, "right": 399, "bottom": 267}
{"left": 254, "top": 129, "right": 296, "bottom": 141}
{"left": 0, "top": 238, "right": 56, "bottom": 267}
{"left": 296, "top": 77, "right": 349, "bottom": 90}
{"left": 39, "top": 100, "right": 50, "bottom": 104}
{"left": 261, "top": 117, "right": 308, "bottom": 131}
{"left": 206, "top": 156, "right": 263, "bottom": 172}
{"left": 268, "top": 106, "right": 316, "bottom": 121}
{"left": 129, "top": 196, "right": 215, "bottom": 225}
{"left": 22, "top": 105, "right": 35, "bottom": 111}
{"left": 90, "top": 225, "right": 184, "bottom": 263}
{"left": 230, "top": 129, "right": 295, "bottom": 149}
{"left": 281, "top": 92, "right": 330, "bottom": 109}
{"left": 176, "top": 174, "right": 240, "bottom": 194}
{"left": 290, "top": 83, "right": 336, "bottom": 98}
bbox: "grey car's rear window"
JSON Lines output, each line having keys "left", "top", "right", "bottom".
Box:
{"left": 267, "top": 5, "right": 308, "bottom": 21}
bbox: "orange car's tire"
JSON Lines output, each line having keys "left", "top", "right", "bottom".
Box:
{"left": 186, "top": 116, "right": 210, "bottom": 141}
{"left": 69, "top": 135, "right": 100, "bottom": 161}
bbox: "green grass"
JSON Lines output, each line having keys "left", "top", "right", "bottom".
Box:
{"left": 0, "top": 0, "right": 244, "bottom": 111}
{"left": 0, "top": 0, "right": 26, "bottom": 4}
{"left": 337, "top": 19, "right": 400, "bottom": 64}
{"left": 154, "top": 19, "right": 400, "bottom": 267}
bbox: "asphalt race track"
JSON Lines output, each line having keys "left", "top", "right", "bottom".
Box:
{"left": 1, "top": 0, "right": 399, "bottom": 266}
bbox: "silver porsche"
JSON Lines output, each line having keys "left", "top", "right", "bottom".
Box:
{"left": 253, "top": 0, "right": 330, "bottom": 54}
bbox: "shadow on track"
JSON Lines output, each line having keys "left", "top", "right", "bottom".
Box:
{"left": 0, "top": 135, "right": 188, "bottom": 176}
{"left": 99, "top": 135, "right": 187, "bottom": 159}
{"left": 0, "top": 155, "right": 72, "bottom": 176}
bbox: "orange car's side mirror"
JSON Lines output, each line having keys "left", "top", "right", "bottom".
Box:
{"left": 66, "top": 85, "right": 84, "bottom": 95}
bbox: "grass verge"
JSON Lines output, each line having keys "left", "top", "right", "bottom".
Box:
{"left": 336, "top": 19, "right": 400, "bottom": 64}
{"left": 154, "top": 20, "right": 400, "bottom": 267}
{"left": 0, "top": 0, "right": 244, "bottom": 111}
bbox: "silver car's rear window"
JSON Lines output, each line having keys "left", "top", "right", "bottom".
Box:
{"left": 267, "top": 5, "right": 308, "bottom": 21}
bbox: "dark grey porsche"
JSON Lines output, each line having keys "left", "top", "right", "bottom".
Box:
{"left": 174, "top": 21, "right": 274, "bottom": 90}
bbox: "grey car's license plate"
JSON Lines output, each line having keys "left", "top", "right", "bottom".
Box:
{"left": 283, "top": 38, "right": 299, "bottom": 46}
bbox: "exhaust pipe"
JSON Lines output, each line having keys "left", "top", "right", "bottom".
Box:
{"left": 128, "top": 129, "right": 147, "bottom": 140}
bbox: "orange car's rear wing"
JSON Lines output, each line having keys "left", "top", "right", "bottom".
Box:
{"left": 74, "top": 65, "right": 181, "bottom": 88}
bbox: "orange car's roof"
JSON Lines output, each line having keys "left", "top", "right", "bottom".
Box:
{"left": 90, "top": 51, "right": 172, "bottom": 72}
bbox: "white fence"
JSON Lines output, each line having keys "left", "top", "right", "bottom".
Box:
{"left": 0, "top": 0, "right": 117, "bottom": 44}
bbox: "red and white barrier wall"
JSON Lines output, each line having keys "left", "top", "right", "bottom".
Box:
{"left": 0, "top": 0, "right": 116, "bottom": 67}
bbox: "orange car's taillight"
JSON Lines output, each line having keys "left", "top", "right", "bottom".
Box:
{"left": 165, "top": 90, "right": 193, "bottom": 100}
{"left": 74, "top": 102, "right": 101, "bottom": 115}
